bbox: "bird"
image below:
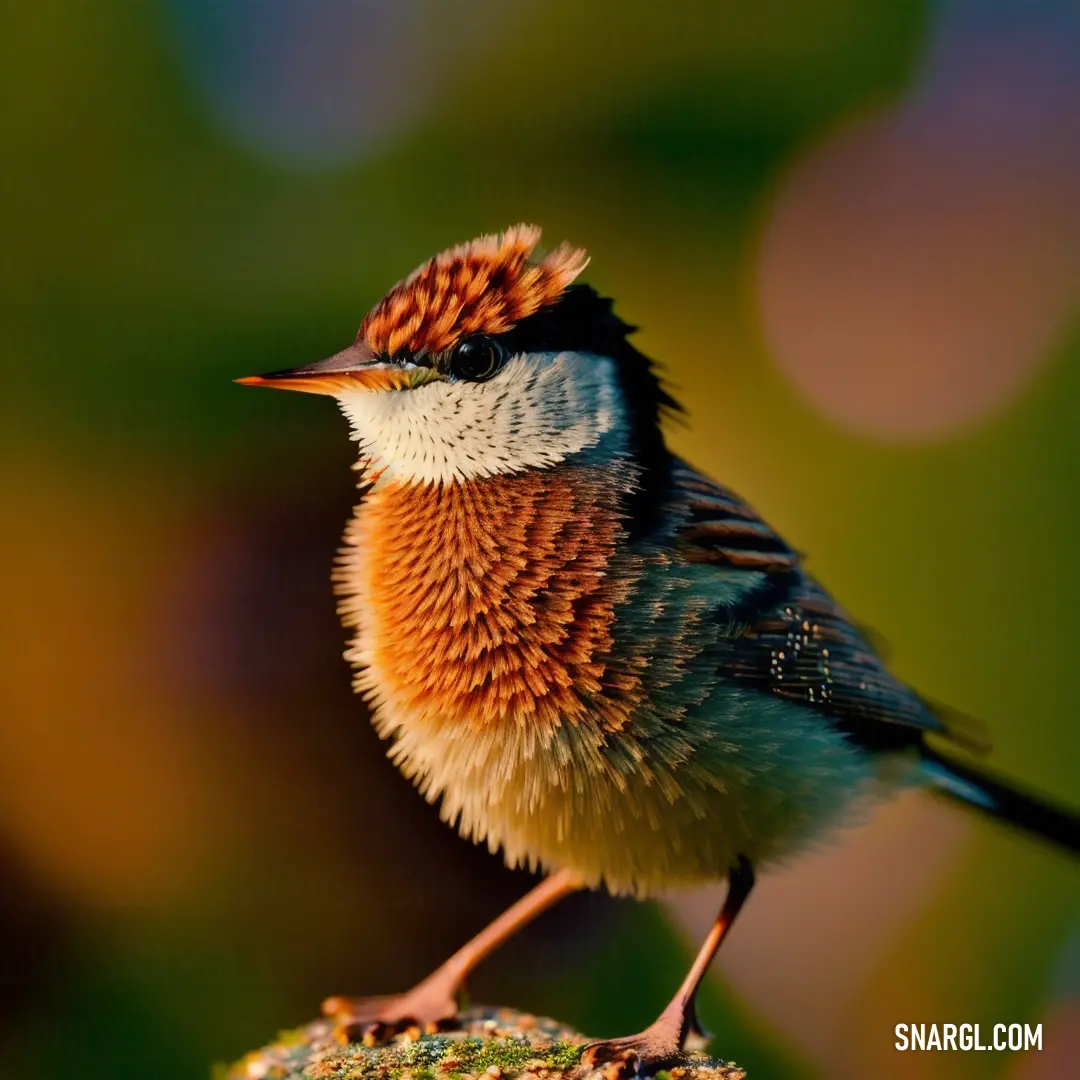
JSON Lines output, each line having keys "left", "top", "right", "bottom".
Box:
{"left": 238, "top": 224, "right": 1079, "bottom": 1075}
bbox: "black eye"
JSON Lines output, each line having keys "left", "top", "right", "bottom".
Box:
{"left": 447, "top": 336, "right": 505, "bottom": 382}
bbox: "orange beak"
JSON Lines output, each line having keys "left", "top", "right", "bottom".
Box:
{"left": 236, "top": 342, "right": 429, "bottom": 395}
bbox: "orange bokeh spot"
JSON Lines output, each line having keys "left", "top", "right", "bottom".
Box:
{"left": 757, "top": 108, "right": 1080, "bottom": 441}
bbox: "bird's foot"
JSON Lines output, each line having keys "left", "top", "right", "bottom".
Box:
{"left": 322, "top": 982, "right": 460, "bottom": 1045}
{"left": 685, "top": 1006, "right": 711, "bottom": 1051}
{"left": 582, "top": 1006, "right": 692, "bottom": 1079}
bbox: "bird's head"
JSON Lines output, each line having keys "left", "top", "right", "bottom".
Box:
{"left": 239, "top": 225, "right": 678, "bottom": 493}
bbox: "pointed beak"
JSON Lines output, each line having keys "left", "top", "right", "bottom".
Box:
{"left": 236, "top": 341, "right": 423, "bottom": 395}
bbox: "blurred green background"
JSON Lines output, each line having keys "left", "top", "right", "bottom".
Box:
{"left": 2, "top": 2, "right": 1078, "bottom": 1078}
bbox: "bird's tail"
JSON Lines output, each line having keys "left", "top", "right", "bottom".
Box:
{"left": 919, "top": 744, "right": 1080, "bottom": 855}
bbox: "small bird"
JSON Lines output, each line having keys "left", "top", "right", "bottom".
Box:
{"left": 239, "top": 225, "right": 1079, "bottom": 1074}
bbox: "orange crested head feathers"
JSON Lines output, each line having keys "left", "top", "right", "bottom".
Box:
{"left": 357, "top": 224, "right": 590, "bottom": 358}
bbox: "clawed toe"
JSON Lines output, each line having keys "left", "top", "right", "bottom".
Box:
{"left": 684, "top": 1007, "right": 711, "bottom": 1051}
{"left": 321, "top": 991, "right": 460, "bottom": 1045}
{"left": 582, "top": 1043, "right": 644, "bottom": 1080}
{"left": 583, "top": 1035, "right": 677, "bottom": 1078}
{"left": 346, "top": 1016, "right": 459, "bottom": 1046}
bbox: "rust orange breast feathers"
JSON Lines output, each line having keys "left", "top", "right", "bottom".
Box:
{"left": 334, "top": 466, "right": 646, "bottom": 739}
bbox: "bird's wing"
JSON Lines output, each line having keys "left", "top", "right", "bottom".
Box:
{"left": 672, "top": 465, "right": 803, "bottom": 574}
{"left": 668, "top": 462, "right": 989, "bottom": 754}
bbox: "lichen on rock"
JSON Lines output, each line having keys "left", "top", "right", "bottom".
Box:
{"left": 221, "top": 1007, "right": 746, "bottom": 1080}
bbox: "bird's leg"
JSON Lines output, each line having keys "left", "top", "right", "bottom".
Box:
{"left": 582, "top": 857, "right": 755, "bottom": 1077}
{"left": 323, "top": 867, "right": 583, "bottom": 1042}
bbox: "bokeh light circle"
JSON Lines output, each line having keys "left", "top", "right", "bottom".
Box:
{"left": 756, "top": 14, "right": 1080, "bottom": 442}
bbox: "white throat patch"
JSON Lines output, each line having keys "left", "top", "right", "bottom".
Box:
{"left": 335, "top": 351, "right": 626, "bottom": 483}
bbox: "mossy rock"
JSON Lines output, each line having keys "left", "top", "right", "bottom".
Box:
{"left": 221, "top": 1007, "right": 745, "bottom": 1080}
